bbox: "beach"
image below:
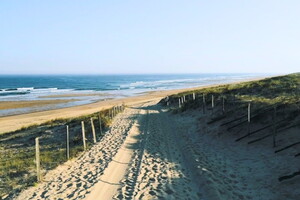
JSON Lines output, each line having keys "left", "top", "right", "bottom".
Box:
{"left": 0, "top": 99, "right": 77, "bottom": 110}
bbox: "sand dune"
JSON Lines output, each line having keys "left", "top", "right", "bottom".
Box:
{"left": 15, "top": 98, "right": 295, "bottom": 200}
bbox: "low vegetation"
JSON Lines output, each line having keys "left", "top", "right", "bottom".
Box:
{"left": 0, "top": 107, "right": 122, "bottom": 199}
{"left": 163, "top": 73, "right": 299, "bottom": 111}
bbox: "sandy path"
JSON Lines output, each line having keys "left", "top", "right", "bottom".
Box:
{"left": 85, "top": 113, "right": 145, "bottom": 200}
{"left": 15, "top": 105, "right": 141, "bottom": 200}
{"left": 115, "top": 104, "right": 203, "bottom": 199}
{"left": 16, "top": 101, "right": 205, "bottom": 200}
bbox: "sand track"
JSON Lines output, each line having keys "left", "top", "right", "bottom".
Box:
{"left": 16, "top": 101, "right": 205, "bottom": 200}
{"left": 114, "top": 104, "right": 203, "bottom": 199}
{"left": 16, "top": 104, "right": 141, "bottom": 200}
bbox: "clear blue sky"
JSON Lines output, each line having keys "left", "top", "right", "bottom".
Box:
{"left": 0, "top": 1, "right": 299, "bottom": 74}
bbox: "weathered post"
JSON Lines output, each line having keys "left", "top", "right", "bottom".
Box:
{"left": 247, "top": 102, "right": 251, "bottom": 135}
{"left": 202, "top": 94, "right": 206, "bottom": 114}
{"left": 91, "top": 118, "right": 96, "bottom": 143}
{"left": 81, "top": 121, "right": 87, "bottom": 151}
{"left": 248, "top": 102, "right": 251, "bottom": 122}
{"left": 98, "top": 113, "right": 103, "bottom": 135}
{"left": 272, "top": 106, "right": 277, "bottom": 147}
{"left": 222, "top": 96, "right": 225, "bottom": 114}
{"left": 35, "top": 137, "right": 41, "bottom": 182}
{"left": 193, "top": 93, "right": 195, "bottom": 101}
{"left": 66, "top": 125, "right": 70, "bottom": 160}
{"left": 211, "top": 95, "right": 214, "bottom": 115}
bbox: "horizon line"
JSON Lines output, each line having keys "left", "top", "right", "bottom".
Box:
{"left": 0, "top": 72, "right": 280, "bottom": 76}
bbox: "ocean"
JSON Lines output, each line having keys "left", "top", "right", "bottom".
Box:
{"left": 0, "top": 74, "right": 269, "bottom": 116}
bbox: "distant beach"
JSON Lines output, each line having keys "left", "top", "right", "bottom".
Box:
{"left": 0, "top": 74, "right": 270, "bottom": 117}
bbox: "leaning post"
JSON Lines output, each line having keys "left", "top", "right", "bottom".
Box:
{"left": 91, "top": 118, "right": 96, "bottom": 143}
{"left": 81, "top": 121, "right": 87, "bottom": 151}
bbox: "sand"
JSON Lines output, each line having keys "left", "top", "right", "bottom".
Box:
{"left": 0, "top": 100, "right": 77, "bottom": 110}
{"left": 15, "top": 98, "right": 298, "bottom": 200}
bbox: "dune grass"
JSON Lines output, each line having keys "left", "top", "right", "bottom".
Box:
{"left": 164, "top": 73, "right": 299, "bottom": 112}
{"left": 0, "top": 106, "right": 123, "bottom": 199}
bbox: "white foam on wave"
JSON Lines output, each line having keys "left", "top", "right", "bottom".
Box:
{"left": 120, "top": 78, "right": 198, "bottom": 89}
{"left": 16, "top": 87, "right": 35, "bottom": 91}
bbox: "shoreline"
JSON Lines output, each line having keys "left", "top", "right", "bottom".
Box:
{"left": 0, "top": 99, "right": 78, "bottom": 110}
{"left": 0, "top": 76, "right": 272, "bottom": 134}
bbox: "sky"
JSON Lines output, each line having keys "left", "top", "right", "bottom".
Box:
{"left": 0, "top": 1, "right": 299, "bottom": 74}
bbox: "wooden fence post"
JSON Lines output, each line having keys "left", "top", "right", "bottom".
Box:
{"left": 98, "top": 113, "right": 103, "bottom": 135}
{"left": 248, "top": 102, "right": 251, "bottom": 122}
{"left": 35, "top": 137, "right": 41, "bottom": 182}
{"left": 211, "top": 95, "right": 214, "bottom": 115}
{"left": 193, "top": 93, "right": 195, "bottom": 100}
{"left": 202, "top": 94, "right": 206, "bottom": 114}
{"left": 91, "top": 118, "right": 96, "bottom": 143}
{"left": 222, "top": 96, "right": 225, "bottom": 114}
{"left": 178, "top": 98, "right": 181, "bottom": 108}
{"left": 81, "top": 121, "right": 87, "bottom": 151}
{"left": 247, "top": 102, "right": 251, "bottom": 135}
{"left": 66, "top": 125, "right": 70, "bottom": 160}
{"left": 272, "top": 106, "right": 277, "bottom": 147}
